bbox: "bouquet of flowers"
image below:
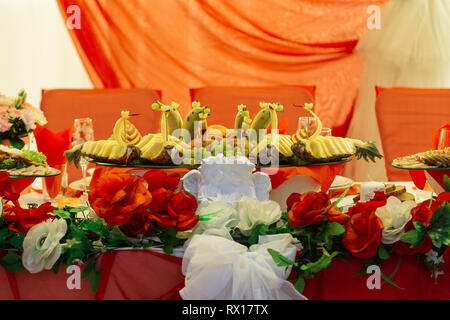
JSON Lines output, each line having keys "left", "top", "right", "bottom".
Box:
{"left": 0, "top": 89, "right": 47, "bottom": 149}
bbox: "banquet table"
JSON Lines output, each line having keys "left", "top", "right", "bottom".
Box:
{"left": 1, "top": 181, "right": 449, "bottom": 300}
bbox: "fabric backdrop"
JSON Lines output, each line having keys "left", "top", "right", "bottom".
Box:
{"left": 344, "top": 0, "right": 450, "bottom": 181}
{"left": 57, "top": 0, "right": 388, "bottom": 134}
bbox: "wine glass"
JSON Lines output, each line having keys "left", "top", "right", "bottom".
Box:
{"left": 72, "top": 118, "right": 94, "bottom": 196}
{"left": 320, "top": 128, "right": 332, "bottom": 136}
{"left": 297, "top": 116, "right": 318, "bottom": 139}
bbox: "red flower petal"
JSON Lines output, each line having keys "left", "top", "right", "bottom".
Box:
{"left": 286, "top": 193, "right": 302, "bottom": 211}
{"left": 164, "top": 173, "right": 181, "bottom": 191}
{"left": 144, "top": 170, "right": 167, "bottom": 192}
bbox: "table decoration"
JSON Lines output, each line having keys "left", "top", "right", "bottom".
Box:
{"left": 0, "top": 90, "right": 47, "bottom": 149}
{"left": 0, "top": 169, "right": 449, "bottom": 298}
{"left": 8, "top": 97, "right": 450, "bottom": 300}
{"left": 64, "top": 101, "right": 382, "bottom": 169}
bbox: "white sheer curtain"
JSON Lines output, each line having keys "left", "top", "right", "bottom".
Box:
{"left": 0, "top": 0, "right": 92, "bottom": 107}
{"left": 344, "top": 0, "right": 450, "bottom": 181}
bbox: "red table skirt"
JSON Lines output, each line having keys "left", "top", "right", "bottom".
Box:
{"left": 0, "top": 250, "right": 184, "bottom": 300}
{"left": 1, "top": 249, "right": 449, "bottom": 300}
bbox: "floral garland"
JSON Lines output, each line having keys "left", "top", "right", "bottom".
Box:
{"left": 273, "top": 184, "right": 450, "bottom": 292}
{"left": 0, "top": 171, "right": 449, "bottom": 295}
{"left": 0, "top": 89, "right": 47, "bottom": 149}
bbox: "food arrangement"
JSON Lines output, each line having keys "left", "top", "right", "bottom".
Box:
{"left": 65, "top": 101, "right": 382, "bottom": 168}
{"left": 0, "top": 145, "right": 60, "bottom": 176}
{"left": 353, "top": 183, "right": 415, "bottom": 203}
{"left": 393, "top": 147, "right": 450, "bottom": 169}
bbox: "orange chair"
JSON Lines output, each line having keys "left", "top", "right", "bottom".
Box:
{"left": 190, "top": 86, "right": 315, "bottom": 134}
{"left": 41, "top": 88, "right": 161, "bottom": 140}
{"left": 40, "top": 88, "right": 161, "bottom": 183}
{"left": 375, "top": 87, "right": 450, "bottom": 181}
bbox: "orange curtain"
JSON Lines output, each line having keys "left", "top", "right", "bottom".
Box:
{"left": 57, "top": 0, "right": 388, "bottom": 131}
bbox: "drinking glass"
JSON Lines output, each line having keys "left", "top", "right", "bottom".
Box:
{"left": 43, "top": 163, "right": 67, "bottom": 202}
{"left": 72, "top": 118, "right": 94, "bottom": 195}
{"left": 297, "top": 116, "right": 318, "bottom": 139}
{"left": 438, "top": 128, "right": 450, "bottom": 149}
{"left": 320, "top": 128, "right": 332, "bottom": 136}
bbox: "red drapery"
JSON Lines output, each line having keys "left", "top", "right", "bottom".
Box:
{"left": 57, "top": 0, "right": 388, "bottom": 133}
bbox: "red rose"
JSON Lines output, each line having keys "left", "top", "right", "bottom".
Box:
{"left": 342, "top": 201, "right": 383, "bottom": 259}
{"left": 288, "top": 192, "right": 349, "bottom": 227}
{"left": 143, "top": 170, "right": 180, "bottom": 192}
{"left": 120, "top": 209, "right": 154, "bottom": 237}
{"left": 286, "top": 193, "right": 302, "bottom": 211}
{"left": 149, "top": 191, "right": 199, "bottom": 231}
{"left": 2, "top": 202, "right": 55, "bottom": 234}
{"left": 89, "top": 173, "right": 152, "bottom": 226}
{"left": 150, "top": 188, "right": 173, "bottom": 214}
{"left": 394, "top": 203, "right": 433, "bottom": 256}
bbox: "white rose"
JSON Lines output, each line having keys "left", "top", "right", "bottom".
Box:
{"left": 236, "top": 197, "right": 282, "bottom": 236}
{"left": 22, "top": 218, "right": 67, "bottom": 273}
{"left": 375, "top": 196, "right": 416, "bottom": 244}
{"left": 195, "top": 201, "right": 239, "bottom": 232}
{"left": 27, "top": 106, "right": 47, "bottom": 126}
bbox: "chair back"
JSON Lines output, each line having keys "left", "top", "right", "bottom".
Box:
{"left": 40, "top": 88, "right": 161, "bottom": 183}
{"left": 41, "top": 88, "right": 161, "bottom": 140}
{"left": 375, "top": 87, "right": 450, "bottom": 181}
{"left": 190, "top": 86, "right": 315, "bottom": 134}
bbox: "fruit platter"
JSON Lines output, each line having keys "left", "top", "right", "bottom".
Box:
{"left": 65, "top": 101, "right": 383, "bottom": 169}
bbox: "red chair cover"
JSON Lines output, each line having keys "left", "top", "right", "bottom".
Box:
{"left": 190, "top": 86, "right": 315, "bottom": 134}
{"left": 40, "top": 88, "right": 161, "bottom": 182}
{"left": 375, "top": 87, "right": 450, "bottom": 181}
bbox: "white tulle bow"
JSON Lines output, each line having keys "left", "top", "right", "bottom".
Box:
{"left": 179, "top": 233, "right": 307, "bottom": 300}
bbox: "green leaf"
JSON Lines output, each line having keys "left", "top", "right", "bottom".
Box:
{"left": 413, "top": 221, "right": 427, "bottom": 233}
{"left": 158, "top": 229, "right": 181, "bottom": 254}
{"left": 429, "top": 202, "right": 448, "bottom": 226}
{"left": 300, "top": 249, "right": 339, "bottom": 275}
{"left": 400, "top": 230, "right": 424, "bottom": 248}
{"left": 68, "top": 206, "right": 90, "bottom": 214}
{"left": 89, "top": 269, "right": 102, "bottom": 293}
{"left": 444, "top": 175, "right": 450, "bottom": 193}
{"left": 52, "top": 260, "right": 60, "bottom": 274}
{"left": 84, "top": 220, "right": 110, "bottom": 238}
{"left": 267, "top": 248, "right": 297, "bottom": 268}
{"left": 0, "top": 251, "right": 24, "bottom": 273}
{"left": 8, "top": 137, "right": 25, "bottom": 150}
{"left": 293, "top": 276, "right": 305, "bottom": 293}
{"left": 326, "top": 222, "right": 345, "bottom": 237}
{"left": 380, "top": 257, "right": 404, "bottom": 290}
{"left": 81, "top": 257, "right": 98, "bottom": 279}
{"left": 7, "top": 231, "right": 24, "bottom": 251}
{"left": 331, "top": 185, "right": 352, "bottom": 207}
{"left": 378, "top": 245, "right": 390, "bottom": 260}
{"left": 248, "top": 224, "right": 269, "bottom": 245}
{"left": 427, "top": 204, "right": 450, "bottom": 248}
{"left": 53, "top": 209, "right": 71, "bottom": 219}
